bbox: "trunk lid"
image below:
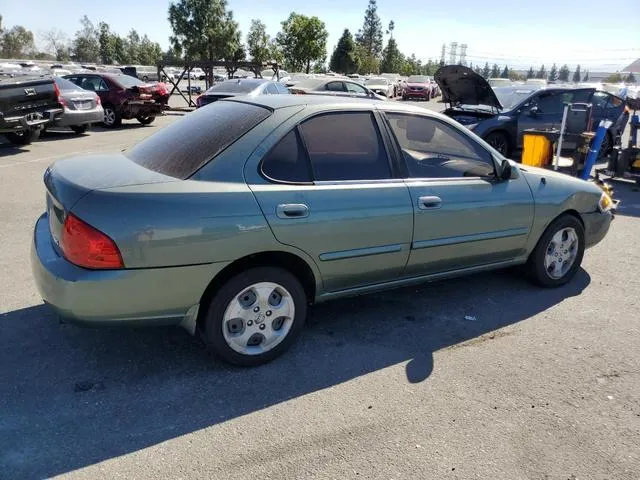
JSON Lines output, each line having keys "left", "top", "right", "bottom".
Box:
{"left": 0, "top": 76, "right": 58, "bottom": 117}
{"left": 435, "top": 65, "right": 503, "bottom": 110}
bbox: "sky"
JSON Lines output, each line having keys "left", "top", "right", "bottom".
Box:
{"left": 2, "top": 0, "right": 639, "bottom": 71}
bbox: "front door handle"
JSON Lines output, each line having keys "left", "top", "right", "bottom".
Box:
{"left": 418, "top": 196, "right": 442, "bottom": 210}
{"left": 276, "top": 203, "right": 309, "bottom": 219}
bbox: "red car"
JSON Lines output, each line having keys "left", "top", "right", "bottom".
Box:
{"left": 402, "top": 75, "right": 432, "bottom": 101}
{"left": 63, "top": 73, "right": 167, "bottom": 128}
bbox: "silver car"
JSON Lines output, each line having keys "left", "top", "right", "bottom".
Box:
{"left": 52, "top": 76, "right": 104, "bottom": 134}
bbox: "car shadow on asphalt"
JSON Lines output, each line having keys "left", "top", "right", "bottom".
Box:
{"left": 0, "top": 141, "right": 30, "bottom": 156}
{"left": 0, "top": 268, "right": 590, "bottom": 478}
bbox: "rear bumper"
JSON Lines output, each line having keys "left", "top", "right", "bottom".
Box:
{"left": 121, "top": 101, "right": 164, "bottom": 118}
{"left": 582, "top": 210, "right": 613, "bottom": 249}
{"left": 0, "top": 108, "right": 63, "bottom": 133}
{"left": 53, "top": 107, "right": 104, "bottom": 127}
{"left": 31, "top": 213, "right": 229, "bottom": 329}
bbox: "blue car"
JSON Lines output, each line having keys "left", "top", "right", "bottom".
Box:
{"left": 436, "top": 65, "right": 626, "bottom": 158}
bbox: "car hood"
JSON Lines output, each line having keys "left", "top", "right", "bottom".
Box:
{"left": 435, "top": 65, "right": 502, "bottom": 109}
{"left": 518, "top": 163, "right": 602, "bottom": 195}
{"left": 406, "top": 82, "right": 428, "bottom": 87}
{"left": 367, "top": 83, "right": 388, "bottom": 89}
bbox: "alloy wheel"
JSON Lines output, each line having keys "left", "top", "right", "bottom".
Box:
{"left": 544, "top": 227, "right": 579, "bottom": 279}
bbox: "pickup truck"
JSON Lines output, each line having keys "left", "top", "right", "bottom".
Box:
{"left": 0, "top": 76, "right": 63, "bottom": 145}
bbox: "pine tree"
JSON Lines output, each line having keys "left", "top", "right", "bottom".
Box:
{"left": 558, "top": 64, "right": 570, "bottom": 82}
{"left": 536, "top": 64, "right": 547, "bottom": 79}
{"left": 490, "top": 63, "right": 500, "bottom": 77}
{"left": 481, "top": 62, "right": 490, "bottom": 78}
{"left": 329, "top": 29, "right": 358, "bottom": 74}
{"left": 583, "top": 70, "right": 589, "bottom": 82}
{"left": 380, "top": 36, "right": 402, "bottom": 74}
{"left": 355, "top": 0, "right": 383, "bottom": 59}
{"left": 572, "top": 64, "right": 581, "bottom": 83}
{"left": 527, "top": 66, "right": 535, "bottom": 79}
{"left": 500, "top": 65, "right": 509, "bottom": 79}
{"left": 626, "top": 72, "right": 637, "bottom": 83}
{"left": 548, "top": 63, "right": 558, "bottom": 81}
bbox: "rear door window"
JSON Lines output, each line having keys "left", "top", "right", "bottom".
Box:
{"left": 126, "top": 101, "right": 271, "bottom": 179}
{"left": 325, "top": 81, "right": 346, "bottom": 92}
{"left": 261, "top": 130, "right": 312, "bottom": 183}
{"left": 265, "top": 83, "right": 279, "bottom": 94}
{"left": 299, "top": 112, "right": 391, "bottom": 181}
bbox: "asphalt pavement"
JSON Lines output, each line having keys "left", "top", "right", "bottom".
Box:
{"left": 1, "top": 100, "right": 639, "bottom": 480}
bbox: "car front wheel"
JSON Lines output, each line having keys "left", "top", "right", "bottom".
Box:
{"left": 202, "top": 267, "right": 307, "bottom": 366}
{"left": 526, "top": 214, "right": 585, "bottom": 287}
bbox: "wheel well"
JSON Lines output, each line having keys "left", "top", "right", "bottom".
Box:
{"left": 560, "top": 209, "right": 584, "bottom": 228}
{"left": 196, "top": 251, "right": 317, "bottom": 331}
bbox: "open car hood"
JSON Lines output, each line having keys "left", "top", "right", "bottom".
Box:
{"left": 435, "top": 65, "right": 502, "bottom": 109}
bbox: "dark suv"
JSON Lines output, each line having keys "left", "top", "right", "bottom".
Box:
{"left": 63, "top": 73, "right": 164, "bottom": 128}
{"left": 435, "top": 65, "right": 625, "bottom": 158}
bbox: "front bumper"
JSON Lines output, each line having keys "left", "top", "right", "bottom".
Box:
{"left": 582, "top": 210, "right": 613, "bottom": 249}
{"left": 404, "top": 90, "right": 429, "bottom": 98}
{"left": 53, "top": 106, "right": 104, "bottom": 127}
{"left": 31, "top": 214, "right": 229, "bottom": 328}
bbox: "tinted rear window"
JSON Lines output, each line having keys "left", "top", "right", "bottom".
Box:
{"left": 125, "top": 101, "right": 271, "bottom": 179}
{"left": 113, "top": 74, "right": 142, "bottom": 88}
{"left": 54, "top": 76, "right": 80, "bottom": 90}
{"left": 207, "top": 80, "right": 264, "bottom": 93}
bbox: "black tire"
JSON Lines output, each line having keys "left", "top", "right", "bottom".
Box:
{"left": 102, "top": 104, "right": 122, "bottom": 128}
{"left": 526, "top": 214, "right": 585, "bottom": 288}
{"left": 484, "top": 131, "right": 511, "bottom": 157}
{"left": 598, "top": 131, "right": 612, "bottom": 160}
{"left": 6, "top": 128, "right": 40, "bottom": 145}
{"left": 202, "top": 267, "right": 307, "bottom": 366}
{"left": 136, "top": 115, "right": 156, "bottom": 125}
{"left": 70, "top": 125, "right": 88, "bottom": 134}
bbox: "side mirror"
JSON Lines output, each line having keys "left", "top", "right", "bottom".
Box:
{"left": 529, "top": 105, "right": 539, "bottom": 116}
{"left": 500, "top": 159, "right": 512, "bottom": 181}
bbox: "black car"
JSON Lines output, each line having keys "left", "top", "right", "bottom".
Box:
{"left": 435, "top": 65, "right": 625, "bottom": 158}
{"left": 195, "top": 78, "right": 289, "bottom": 108}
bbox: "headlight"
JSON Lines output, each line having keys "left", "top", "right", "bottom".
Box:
{"left": 598, "top": 192, "right": 613, "bottom": 212}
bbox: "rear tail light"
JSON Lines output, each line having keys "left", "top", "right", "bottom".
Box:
{"left": 195, "top": 95, "right": 203, "bottom": 107}
{"left": 139, "top": 93, "right": 152, "bottom": 100}
{"left": 54, "top": 82, "right": 66, "bottom": 107}
{"left": 61, "top": 213, "right": 124, "bottom": 269}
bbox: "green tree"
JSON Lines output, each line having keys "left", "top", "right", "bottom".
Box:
{"left": 169, "top": 0, "right": 242, "bottom": 61}
{"left": 526, "top": 66, "right": 535, "bottom": 79}
{"left": 1, "top": 25, "right": 35, "bottom": 58}
{"left": 380, "top": 39, "right": 403, "bottom": 74}
{"left": 276, "top": 13, "right": 327, "bottom": 74}
{"left": 583, "top": 70, "right": 589, "bottom": 82}
{"left": 138, "top": 35, "right": 162, "bottom": 65}
{"left": 329, "top": 29, "right": 359, "bottom": 74}
{"left": 558, "top": 64, "right": 570, "bottom": 82}
{"left": 604, "top": 73, "right": 622, "bottom": 83}
{"left": 481, "top": 62, "right": 490, "bottom": 78}
{"left": 247, "top": 19, "right": 270, "bottom": 65}
{"left": 125, "top": 29, "right": 141, "bottom": 64}
{"left": 72, "top": 16, "right": 99, "bottom": 62}
{"left": 268, "top": 39, "right": 284, "bottom": 66}
{"left": 490, "top": 63, "right": 500, "bottom": 77}
{"left": 97, "top": 22, "right": 116, "bottom": 64}
{"left": 625, "top": 72, "right": 636, "bottom": 83}
{"left": 536, "top": 64, "right": 547, "bottom": 79}
{"left": 500, "top": 65, "right": 509, "bottom": 78}
{"left": 163, "top": 47, "right": 182, "bottom": 65}
{"left": 548, "top": 63, "right": 558, "bottom": 81}
{"left": 572, "top": 64, "right": 581, "bottom": 83}
{"left": 113, "top": 36, "right": 127, "bottom": 64}
{"left": 355, "top": 0, "right": 383, "bottom": 58}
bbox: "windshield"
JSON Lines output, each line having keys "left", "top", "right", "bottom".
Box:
{"left": 126, "top": 101, "right": 271, "bottom": 179}
{"left": 365, "top": 78, "right": 388, "bottom": 85}
{"left": 206, "top": 80, "right": 264, "bottom": 93}
{"left": 408, "top": 75, "right": 428, "bottom": 83}
{"left": 494, "top": 87, "right": 538, "bottom": 109}
{"left": 114, "top": 74, "right": 143, "bottom": 88}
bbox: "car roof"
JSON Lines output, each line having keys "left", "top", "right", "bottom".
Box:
{"left": 220, "top": 78, "right": 268, "bottom": 86}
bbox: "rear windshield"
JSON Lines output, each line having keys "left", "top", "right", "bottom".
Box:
{"left": 125, "top": 101, "right": 271, "bottom": 179}
{"left": 408, "top": 75, "right": 428, "bottom": 83}
{"left": 113, "top": 74, "right": 143, "bottom": 88}
{"left": 54, "top": 76, "right": 80, "bottom": 90}
{"left": 206, "top": 80, "right": 263, "bottom": 94}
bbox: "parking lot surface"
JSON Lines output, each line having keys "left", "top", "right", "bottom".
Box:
{"left": 1, "top": 100, "right": 639, "bottom": 480}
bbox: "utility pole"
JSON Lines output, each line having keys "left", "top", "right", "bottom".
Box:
{"left": 449, "top": 42, "right": 458, "bottom": 65}
{"left": 440, "top": 44, "right": 446, "bottom": 65}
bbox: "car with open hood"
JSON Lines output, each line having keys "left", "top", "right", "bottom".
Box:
{"left": 435, "top": 65, "right": 626, "bottom": 158}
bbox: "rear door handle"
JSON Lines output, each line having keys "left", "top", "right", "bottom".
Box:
{"left": 418, "top": 196, "right": 442, "bottom": 210}
{"left": 276, "top": 204, "right": 309, "bottom": 219}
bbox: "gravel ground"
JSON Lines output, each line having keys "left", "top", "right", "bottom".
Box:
{"left": 1, "top": 100, "right": 639, "bottom": 480}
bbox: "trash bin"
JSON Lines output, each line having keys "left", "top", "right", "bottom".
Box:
{"left": 521, "top": 129, "right": 560, "bottom": 167}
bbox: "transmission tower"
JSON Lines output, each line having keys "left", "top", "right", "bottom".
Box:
{"left": 459, "top": 44, "right": 468, "bottom": 66}
{"left": 440, "top": 44, "right": 446, "bottom": 65}
{"left": 449, "top": 42, "right": 458, "bottom": 65}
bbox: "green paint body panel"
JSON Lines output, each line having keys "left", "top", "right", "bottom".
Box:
{"left": 30, "top": 96, "right": 613, "bottom": 330}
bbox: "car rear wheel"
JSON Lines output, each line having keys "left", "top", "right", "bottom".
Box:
{"left": 70, "top": 125, "right": 88, "bottom": 134}
{"left": 484, "top": 131, "right": 510, "bottom": 157}
{"left": 102, "top": 105, "right": 121, "bottom": 128}
{"left": 136, "top": 115, "right": 156, "bottom": 125}
{"left": 6, "top": 128, "right": 40, "bottom": 145}
{"left": 526, "top": 214, "right": 585, "bottom": 288}
{"left": 202, "top": 267, "right": 307, "bottom": 366}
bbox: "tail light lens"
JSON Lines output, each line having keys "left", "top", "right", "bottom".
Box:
{"left": 54, "top": 82, "right": 66, "bottom": 107}
{"left": 61, "top": 214, "right": 124, "bottom": 269}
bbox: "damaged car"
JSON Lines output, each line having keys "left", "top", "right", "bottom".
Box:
{"left": 435, "top": 65, "right": 625, "bottom": 158}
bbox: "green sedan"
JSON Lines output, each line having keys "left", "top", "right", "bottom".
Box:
{"left": 31, "top": 96, "right": 614, "bottom": 366}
